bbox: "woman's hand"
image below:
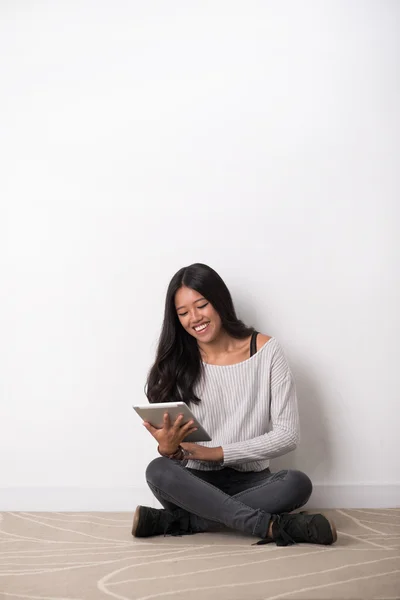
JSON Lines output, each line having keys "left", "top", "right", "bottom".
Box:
{"left": 142, "top": 413, "right": 197, "bottom": 455}
{"left": 181, "top": 443, "right": 224, "bottom": 462}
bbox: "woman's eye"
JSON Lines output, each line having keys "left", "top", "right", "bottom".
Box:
{"left": 177, "top": 303, "right": 208, "bottom": 317}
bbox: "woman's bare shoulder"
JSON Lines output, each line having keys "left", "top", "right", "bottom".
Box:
{"left": 257, "top": 333, "right": 272, "bottom": 351}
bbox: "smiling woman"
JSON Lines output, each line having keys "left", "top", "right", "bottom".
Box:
{"left": 146, "top": 263, "right": 255, "bottom": 405}
{"left": 134, "top": 263, "right": 337, "bottom": 548}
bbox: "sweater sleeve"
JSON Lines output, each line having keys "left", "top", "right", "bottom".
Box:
{"left": 221, "top": 347, "right": 300, "bottom": 466}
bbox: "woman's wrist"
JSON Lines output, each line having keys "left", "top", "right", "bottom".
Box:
{"left": 209, "top": 446, "right": 224, "bottom": 462}
{"left": 158, "top": 445, "right": 186, "bottom": 460}
{"left": 158, "top": 443, "right": 179, "bottom": 456}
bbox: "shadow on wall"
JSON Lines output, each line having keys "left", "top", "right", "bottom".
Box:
{"left": 270, "top": 362, "right": 332, "bottom": 483}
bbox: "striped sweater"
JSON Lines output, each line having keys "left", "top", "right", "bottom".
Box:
{"left": 186, "top": 337, "right": 299, "bottom": 472}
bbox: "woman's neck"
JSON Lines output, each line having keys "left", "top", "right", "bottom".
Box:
{"left": 198, "top": 330, "right": 246, "bottom": 363}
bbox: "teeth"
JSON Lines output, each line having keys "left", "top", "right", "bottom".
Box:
{"left": 195, "top": 323, "right": 209, "bottom": 332}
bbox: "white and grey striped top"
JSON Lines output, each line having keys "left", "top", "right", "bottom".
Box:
{"left": 186, "top": 337, "right": 300, "bottom": 472}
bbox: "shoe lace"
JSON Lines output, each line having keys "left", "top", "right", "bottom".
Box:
{"left": 163, "top": 512, "right": 193, "bottom": 537}
{"left": 254, "top": 512, "right": 309, "bottom": 546}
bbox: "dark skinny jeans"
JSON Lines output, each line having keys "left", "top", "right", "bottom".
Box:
{"left": 146, "top": 457, "right": 313, "bottom": 540}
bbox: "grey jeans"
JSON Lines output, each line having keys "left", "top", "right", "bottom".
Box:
{"left": 146, "top": 457, "right": 313, "bottom": 539}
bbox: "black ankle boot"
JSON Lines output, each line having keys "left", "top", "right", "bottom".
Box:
{"left": 256, "top": 512, "right": 337, "bottom": 546}
{"left": 132, "top": 505, "right": 194, "bottom": 538}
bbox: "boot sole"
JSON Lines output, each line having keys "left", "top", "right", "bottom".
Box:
{"left": 131, "top": 506, "right": 141, "bottom": 537}
{"left": 327, "top": 517, "right": 337, "bottom": 544}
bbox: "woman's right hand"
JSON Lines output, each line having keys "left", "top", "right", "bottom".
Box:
{"left": 142, "top": 412, "right": 197, "bottom": 455}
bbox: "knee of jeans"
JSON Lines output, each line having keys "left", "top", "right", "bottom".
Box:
{"left": 145, "top": 456, "right": 171, "bottom": 488}
{"left": 286, "top": 470, "right": 313, "bottom": 503}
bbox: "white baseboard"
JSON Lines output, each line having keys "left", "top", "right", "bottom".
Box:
{"left": 304, "top": 484, "right": 400, "bottom": 510}
{"left": 0, "top": 487, "right": 159, "bottom": 512}
{"left": 1, "top": 484, "right": 399, "bottom": 512}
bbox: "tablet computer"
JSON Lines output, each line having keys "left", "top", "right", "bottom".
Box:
{"left": 133, "top": 402, "right": 211, "bottom": 443}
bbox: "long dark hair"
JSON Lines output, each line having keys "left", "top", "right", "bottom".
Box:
{"left": 146, "top": 263, "right": 254, "bottom": 405}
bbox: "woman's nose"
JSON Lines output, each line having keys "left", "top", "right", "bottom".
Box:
{"left": 190, "top": 308, "right": 201, "bottom": 322}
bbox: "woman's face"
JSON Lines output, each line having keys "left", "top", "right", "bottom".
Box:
{"left": 175, "top": 286, "right": 222, "bottom": 343}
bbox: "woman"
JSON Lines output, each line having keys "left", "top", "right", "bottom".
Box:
{"left": 132, "top": 263, "right": 337, "bottom": 546}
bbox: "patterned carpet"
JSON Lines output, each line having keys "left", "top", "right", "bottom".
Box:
{"left": 0, "top": 509, "right": 399, "bottom": 599}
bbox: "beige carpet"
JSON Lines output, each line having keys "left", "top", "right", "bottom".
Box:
{"left": 0, "top": 509, "right": 399, "bottom": 600}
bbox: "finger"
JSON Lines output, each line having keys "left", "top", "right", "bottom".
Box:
{"left": 181, "top": 427, "right": 198, "bottom": 442}
{"left": 181, "top": 419, "right": 196, "bottom": 432}
{"left": 181, "top": 426, "right": 198, "bottom": 438}
{"left": 180, "top": 443, "right": 194, "bottom": 456}
{"left": 171, "top": 413, "right": 185, "bottom": 430}
{"left": 142, "top": 421, "right": 157, "bottom": 435}
{"left": 163, "top": 413, "right": 171, "bottom": 429}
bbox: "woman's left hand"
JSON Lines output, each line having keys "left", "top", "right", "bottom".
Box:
{"left": 180, "top": 443, "right": 224, "bottom": 462}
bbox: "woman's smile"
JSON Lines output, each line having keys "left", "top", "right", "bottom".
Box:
{"left": 193, "top": 322, "right": 210, "bottom": 334}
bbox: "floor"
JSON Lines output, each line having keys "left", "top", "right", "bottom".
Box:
{"left": 0, "top": 509, "right": 399, "bottom": 599}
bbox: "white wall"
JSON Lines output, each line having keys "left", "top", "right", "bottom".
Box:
{"left": 1, "top": 0, "right": 399, "bottom": 510}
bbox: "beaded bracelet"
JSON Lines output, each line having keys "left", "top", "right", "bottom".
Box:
{"left": 157, "top": 445, "right": 187, "bottom": 461}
